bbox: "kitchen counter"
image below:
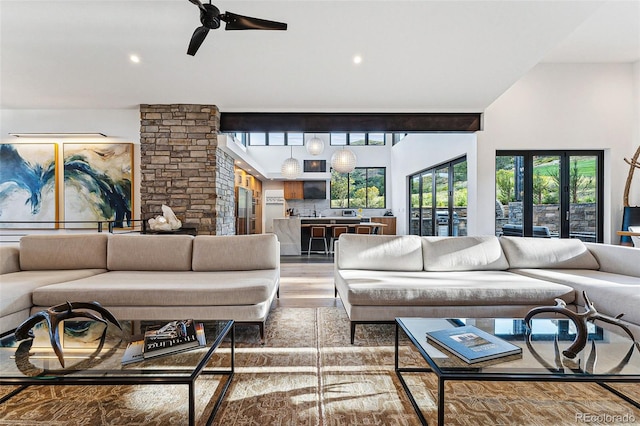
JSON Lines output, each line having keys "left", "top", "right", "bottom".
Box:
{"left": 299, "top": 217, "right": 371, "bottom": 223}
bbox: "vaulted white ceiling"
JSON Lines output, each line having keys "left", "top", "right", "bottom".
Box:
{"left": 1, "top": 0, "right": 638, "bottom": 112}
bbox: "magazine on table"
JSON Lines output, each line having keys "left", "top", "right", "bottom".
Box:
{"left": 425, "top": 324, "right": 522, "bottom": 364}
{"left": 143, "top": 319, "right": 205, "bottom": 359}
{"left": 121, "top": 320, "right": 205, "bottom": 363}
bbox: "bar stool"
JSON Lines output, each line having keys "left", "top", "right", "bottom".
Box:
{"left": 329, "top": 225, "right": 349, "bottom": 254}
{"left": 308, "top": 226, "right": 328, "bottom": 256}
{"left": 355, "top": 226, "right": 372, "bottom": 234}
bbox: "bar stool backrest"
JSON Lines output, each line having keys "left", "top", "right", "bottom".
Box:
{"left": 333, "top": 226, "right": 348, "bottom": 238}
{"left": 311, "top": 226, "right": 326, "bottom": 238}
{"left": 355, "top": 226, "right": 371, "bottom": 234}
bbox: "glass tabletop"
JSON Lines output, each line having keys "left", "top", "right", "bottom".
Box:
{"left": 397, "top": 317, "right": 640, "bottom": 379}
{"left": 0, "top": 319, "right": 233, "bottom": 381}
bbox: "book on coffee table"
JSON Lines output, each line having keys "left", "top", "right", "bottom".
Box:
{"left": 143, "top": 319, "right": 203, "bottom": 359}
{"left": 426, "top": 324, "right": 522, "bottom": 364}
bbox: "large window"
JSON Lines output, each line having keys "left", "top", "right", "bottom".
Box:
{"left": 245, "top": 132, "right": 305, "bottom": 146}
{"left": 495, "top": 150, "right": 603, "bottom": 242}
{"left": 409, "top": 157, "right": 467, "bottom": 236}
{"left": 244, "top": 131, "right": 387, "bottom": 146}
{"left": 330, "top": 167, "right": 386, "bottom": 208}
{"left": 330, "top": 133, "right": 386, "bottom": 146}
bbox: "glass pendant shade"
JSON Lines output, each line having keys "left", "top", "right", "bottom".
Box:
{"left": 281, "top": 156, "right": 301, "bottom": 179}
{"left": 306, "top": 136, "right": 325, "bottom": 155}
{"left": 331, "top": 148, "right": 357, "bottom": 173}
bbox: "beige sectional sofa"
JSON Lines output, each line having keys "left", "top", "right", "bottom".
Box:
{"left": 1, "top": 233, "right": 280, "bottom": 339}
{"left": 334, "top": 234, "right": 640, "bottom": 343}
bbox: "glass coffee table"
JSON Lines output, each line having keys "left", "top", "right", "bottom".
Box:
{"left": 395, "top": 317, "right": 640, "bottom": 426}
{"left": 0, "top": 319, "right": 234, "bottom": 426}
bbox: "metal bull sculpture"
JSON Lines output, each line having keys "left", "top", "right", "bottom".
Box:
{"left": 524, "top": 291, "right": 639, "bottom": 359}
{"left": 14, "top": 301, "right": 122, "bottom": 367}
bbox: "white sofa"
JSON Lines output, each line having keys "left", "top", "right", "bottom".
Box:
{"left": 0, "top": 233, "right": 280, "bottom": 339}
{"left": 334, "top": 234, "right": 640, "bottom": 343}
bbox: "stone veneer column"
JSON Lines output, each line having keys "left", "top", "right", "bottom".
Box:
{"left": 139, "top": 104, "right": 235, "bottom": 235}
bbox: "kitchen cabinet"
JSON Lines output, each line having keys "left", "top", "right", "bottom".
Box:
{"left": 371, "top": 217, "right": 396, "bottom": 235}
{"left": 284, "top": 181, "right": 304, "bottom": 199}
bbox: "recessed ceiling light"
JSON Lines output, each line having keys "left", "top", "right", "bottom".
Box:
{"left": 353, "top": 55, "right": 363, "bottom": 65}
{"left": 129, "top": 54, "right": 141, "bottom": 64}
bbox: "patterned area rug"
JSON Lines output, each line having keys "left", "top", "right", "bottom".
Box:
{"left": 1, "top": 307, "right": 639, "bottom": 425}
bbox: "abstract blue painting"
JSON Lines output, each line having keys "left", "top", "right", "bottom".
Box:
{"left": 64, "top": 143, "right": 133, "bottom": 229}
{"left": 0, "top": 143, "right": 58, "bottom": 228}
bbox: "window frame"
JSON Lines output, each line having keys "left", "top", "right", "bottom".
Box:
{"left": 495, "top": 150, "right": 604, "bottom": 242}
{"left": 408, "top": 156, "right": 467, "bottom": 236}
{"left": 330, "top": 166, "right": 386, "bottom": 209}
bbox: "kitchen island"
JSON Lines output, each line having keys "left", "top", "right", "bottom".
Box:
{"left": 273, "top": 217, "right": 302, "bottom": 255}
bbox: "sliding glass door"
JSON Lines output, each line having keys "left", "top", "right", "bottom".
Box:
{"left": 495, "top": 151, "right": 603, "bottom": 242}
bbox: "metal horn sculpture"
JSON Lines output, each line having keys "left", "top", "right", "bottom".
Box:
{"left": 623, "top": 145, "right": 640, "bottom": 208}
{"left": 524, "top": 291, "right": 639, "bottom": 359}
{"left": 14, "top": 301, "right": 122, "bottom": 367}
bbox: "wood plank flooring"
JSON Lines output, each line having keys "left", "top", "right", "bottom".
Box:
{"left": 274, "top": 256, "right": 342, "bottom": 308}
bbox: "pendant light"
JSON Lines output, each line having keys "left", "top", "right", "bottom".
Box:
{"left": 331, "top": 147, "right": 357, "bottom": 173}
{"left": 281, "top": 146, "right": 301, "bottom": 179}
{"left": 306, "top": 134, "right": 325, "bottom": 156}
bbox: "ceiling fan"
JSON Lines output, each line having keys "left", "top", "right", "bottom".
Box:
{"left": 186, "top": 0, "right": 288, "bottom": 56}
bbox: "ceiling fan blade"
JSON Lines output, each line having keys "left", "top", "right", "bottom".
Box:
{"left": 187, "top": 26, "right": 210, "bottom": 56}
{"left": 187, "top": 0, "right": 206, "bottom": 12}
{"left": 222, "top": 12, "right": 287, "bottom": 31}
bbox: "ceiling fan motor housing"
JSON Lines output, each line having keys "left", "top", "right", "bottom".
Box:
{"left": 201, "top": 4, "right": 221, "bottom": 29}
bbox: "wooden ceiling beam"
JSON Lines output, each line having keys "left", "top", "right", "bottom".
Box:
{"left": 220, "top": 112, "right": 481, "bottom": 133}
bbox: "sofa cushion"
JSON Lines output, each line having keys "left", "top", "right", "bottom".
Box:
{"left": 32, "top": 270, "right": 278, "bottom": 307}
{"left": 107, "top": 234, "right": 193, "bottom": 271}
{"left": 422, "top": 236, "right": 509, "bottom": 271}
{"left": 509, "top": 268, "right": 640, "bottom": 327}
{"left": 0, "top": 245, "right": 20, "bottom": 274}
{"left": 192, "top": 234, "right": 278, "bottom": 271}
{"left": 335, "top": 269, "right": 575, "bottom": 306}
{"left": 20, "top": 234, "right": 108, "bottom": 270}
{"left": 0, "top": 269, "right": 107, "bottom": 317}
{"left": 337, "top": 234, "right": 423, "bottom": 271}
{"left": 500, "top": 236, "right": 599, "bottom": 269}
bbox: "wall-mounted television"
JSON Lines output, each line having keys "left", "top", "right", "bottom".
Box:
{"left": 304, "top": 160, "right": 326, "bottom": 172}
{"left": 303, "top": 181, "right": 326, "bottom": 199}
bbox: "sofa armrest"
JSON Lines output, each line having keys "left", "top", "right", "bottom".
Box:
{"left": 585, "top": 242, "right": 640, "bottom": 277}
{"left": 0, "top": 245, "right": 20, "bottom": 274}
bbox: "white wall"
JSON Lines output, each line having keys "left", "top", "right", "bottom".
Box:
{"left": 0, "top": 109, "right": 140, "bottom": 143}
{"left": 246, "top": 134, "right": 393, "bottom": 179}
{"left": 476, "top": 63, "right": 637, "bottom": 243}
{"left": 390, "top": 133, "right": 477, "bottom": 235}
